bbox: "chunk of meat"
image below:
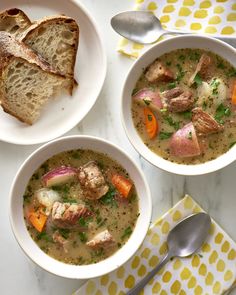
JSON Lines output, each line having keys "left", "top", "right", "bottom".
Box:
{"left": 162, "top": 87, "right": 183, "bottom": 100}
{"left": 52, "top": 230, "right": 69, "bottom": 253}
{"left": 170, "top": 122, "right": 201, "bottom": 158}
{"left": 78, "top": 161, "right": 109, "bottom": 199}
{"left": 51, "top": 202, "right": 92, "bottom": 228}
{"left": 189, "top": 54, "right": 212, "bottom": 86}
{"left": 163, "top": 87, "right": 194, "bottom": 112}
{"left": 192, "top": 107, "right": 224, "bottom": 135}
{"left": 86, "top": 229, "right": 115, "bottom": 249}
{"left": 132, "top": 88, "right": 163, "bottom": 112}
{"left": 145, "top": 60, "right": 174, "bottom": 83}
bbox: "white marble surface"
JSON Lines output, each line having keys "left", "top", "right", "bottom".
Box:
{"left": 1, "top": 0, "right": 236, "bottom": 294}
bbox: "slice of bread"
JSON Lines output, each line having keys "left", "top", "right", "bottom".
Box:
{"left": 0, "top": 32, "right": 66, "bottom": 125}
{"left": 20, "top": 15, "right": 79, "bottom": 94}
{"left": 0, "top": 8, "right": 31, "bottom": 37}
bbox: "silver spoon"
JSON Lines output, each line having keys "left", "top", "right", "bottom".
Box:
{"left": 126, "top": 212, "right": 211, "bottom": 295}
{"left": 111, "top": 11, "right": 233, "bottom": 44}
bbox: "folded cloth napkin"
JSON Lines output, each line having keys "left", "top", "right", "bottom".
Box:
{"left": 73, "top": 195, "right": 236, "bottom": 295}
{"left": 118, "top": 0, "right": 236, "bottom": 58}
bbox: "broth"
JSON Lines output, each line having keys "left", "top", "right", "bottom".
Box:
{"left": 23, "top": 149, "right": 139, "bottom": 265}
{"left": 132, "top": 49, "right": 236, "bottom": 164}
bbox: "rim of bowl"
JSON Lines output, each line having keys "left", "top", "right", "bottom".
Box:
{"left": 9, "top": 135, "right": 152, "bottom": 279}
{"left": 121, "top": 35, "right": 236, "bottom": 176}
{"left": 1, "top": 0, "right": 107, "bottom": 146}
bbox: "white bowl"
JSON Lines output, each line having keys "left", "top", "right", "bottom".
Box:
{"left": 9, "top": 135, "right": 152, "bottom": 279}
{"left": 122, "top": 35, "right": 236, "bottom": 175}
{"left": 0, "top": 0, "right": 106, "bottom": 145}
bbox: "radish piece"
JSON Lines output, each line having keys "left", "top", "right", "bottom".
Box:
{"left": 35, "top": 188, "right": 60, "bottom": 215}
{"left": 133, "top": 88, "right": 163, "bottom": 112}
{"left": 170, "top": 123, "right": 201, "bottom": 158}
{"left": 42, "top": 166, "right": 78, "bottom": 187}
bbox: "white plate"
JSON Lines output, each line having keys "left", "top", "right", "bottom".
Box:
{"left": 0, "top": 0, "right": 106, "bottom": 145}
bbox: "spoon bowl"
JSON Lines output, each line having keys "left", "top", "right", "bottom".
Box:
{"left": 127, "top": 212, "right": 211, "bottom": 294}
{"left": 168, "top": 212, "right": 211, "bottom": 257}
{"left": 111, "top": 11, "right": 165, "bottom": 44}
{"left": 111, "top": 11, "right": 235, "bottom": 44}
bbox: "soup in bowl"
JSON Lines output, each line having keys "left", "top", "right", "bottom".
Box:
{"left": 10, "top": 136, "right": 151, "bottom": 278}
{"left": 122, "top": 36, "right": 236, "bottom": 175}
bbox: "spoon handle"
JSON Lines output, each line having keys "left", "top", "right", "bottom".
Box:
{"left": 126, "top": 252, "right": 171, "bottom": 295}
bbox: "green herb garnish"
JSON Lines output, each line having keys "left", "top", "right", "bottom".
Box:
{"left": 121, "top": 226, "right": 132, "bottom": 240}
{"left": 214, "top": 103, "right": 231, "bottom": 124}
{"left": 132, "top": 88, "right": 139, "bottom": 95}
{"left": 78, "top": 232, "right": 87, "bottom": 243}
{"left": 178, "top": 55, "right": 185, "bottom": 61}
{"left": 167, "top": 82, "right": 176, "bottom": 89}
{"left": 143, "top": 99, "right": 150, "bottom": 106}
{"left": 147, "top": 114, "right": 153, "bottom": 121}
{"left": 187, "top": 131, "right": 192, "bottom": 140}
{"left": 176, "top": 63, "right": 185, "bottom": 82}
{"left": 210, "top": 78, "right": 220, "bottom": 95}
{"left": 58, "top": 228, "right": 70, "bottom": 239}
{"left": 164, "top": 116, "right": 180, "bottom": 130}
{"left": 100, "top": 186, "right": 117, "bottom": 208}
{"left": 180, "top": 110, "right": 192, "bottom": 120}
{"left": 23, "top": 194, "right": 30, "bottom": 203}
{"left": 190, "top": 52, "right": 200, "bottom": 61}
{"left": 166, "top": 61, "right": 171, "bottom": 66}
{"left": 226, "top": 68, "right": 236, "bottom": 78}
{"left": 36, "top": 232, "right": 53, "bottom": 242}
{"left": 72, "top": 152, "right": 81, "bottom": 159}
{"left": 193, "top": 73, "right": 202, "bottom": 86}
{"left": 159, "top": 132, "right": 173, "bottom": 140}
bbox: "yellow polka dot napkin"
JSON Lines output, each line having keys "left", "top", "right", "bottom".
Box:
{"left": 118, "top": 0, "right": 236, "bottom": 58}
{"left": 73, "top": 195, "right": 236, "bottom": 295}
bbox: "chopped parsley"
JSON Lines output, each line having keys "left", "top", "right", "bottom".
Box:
{"left": 132, "top": 88, "right": 139, "bottom": 95}
{"left": 193, "top": 73, "right": 202, "bottom": 86}
{"left": 72, "top": 152, "right": 81, "bottom": 159}
{"left": 121, "top": 226, "right": 132, "bottom": 240}
{"left": 176, "top": 63, "right": 185, "bottom": 82}
{"left": 36, "top": 232, "right": 53, "bottom": 242}
{"left": 78, "top": 217, "right": 87, "bottom": 227}
{"left": 143, "top": 99, "right": 150, "bottom": 106}
{"left": 78, "top": 232, "right": 87, "bottom": 243}
{"left": 58, "top": 228, "right": 70, "bottom": 239}
{"left": 23, "top": 194, "right": 31, "bottom": 203}
{"left": 147, "top": 114, "right": 153, "bottom": 121}
{"left": 159, "top": 132, "right": 173, "bottom": 140}
{"left": 100, "top": 186, "right": 117, "bottom": 208}
{"left": 187, "top": 131, "right": 192, "bottom": 140}
{"left": 190, "top": 52, "right": 200, "bottom": 61}
{"left": 166, "top": 61, "right": 171, "bottom": 66}
{"left": 210, "top": 78, "right": 220, "bottom": 95}
{"left": 214, "top": 103, "right": 231, "bottom": 124}
{"left": 180, "top": 110, "right": 192, "bottom": 120}
{"left": 167, "top": 82, "right": 176, "bottom": 89}
{"left": 164, "top": 116, "right": 180, "bottom": 130}
{"left": 178, "top": 55, "right": 185, "bottom": 61}
{"left": 226, "top": 68, "right": 236, "bottom": 78}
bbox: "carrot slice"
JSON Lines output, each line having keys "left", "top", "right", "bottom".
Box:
{"left": 111, "top": 174, "right": 133, "bottom": 198}
{"left": 143, "top": 107, "right": 158, "bottom": 139}
{"left": 28, "top": 209, "right": 47, "bottom": 232}
{"left": 232, "top": 81, "right": 236, "bottom": 105}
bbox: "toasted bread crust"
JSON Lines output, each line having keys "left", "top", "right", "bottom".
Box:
{"left": 0, "top": 32, "right": 65, "bottom": 124}
{"left": 0, "top": 8, "right": 31, "bottom": 36}
{"left": 20, "top": 15, "right": 79, "bottom": 94}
